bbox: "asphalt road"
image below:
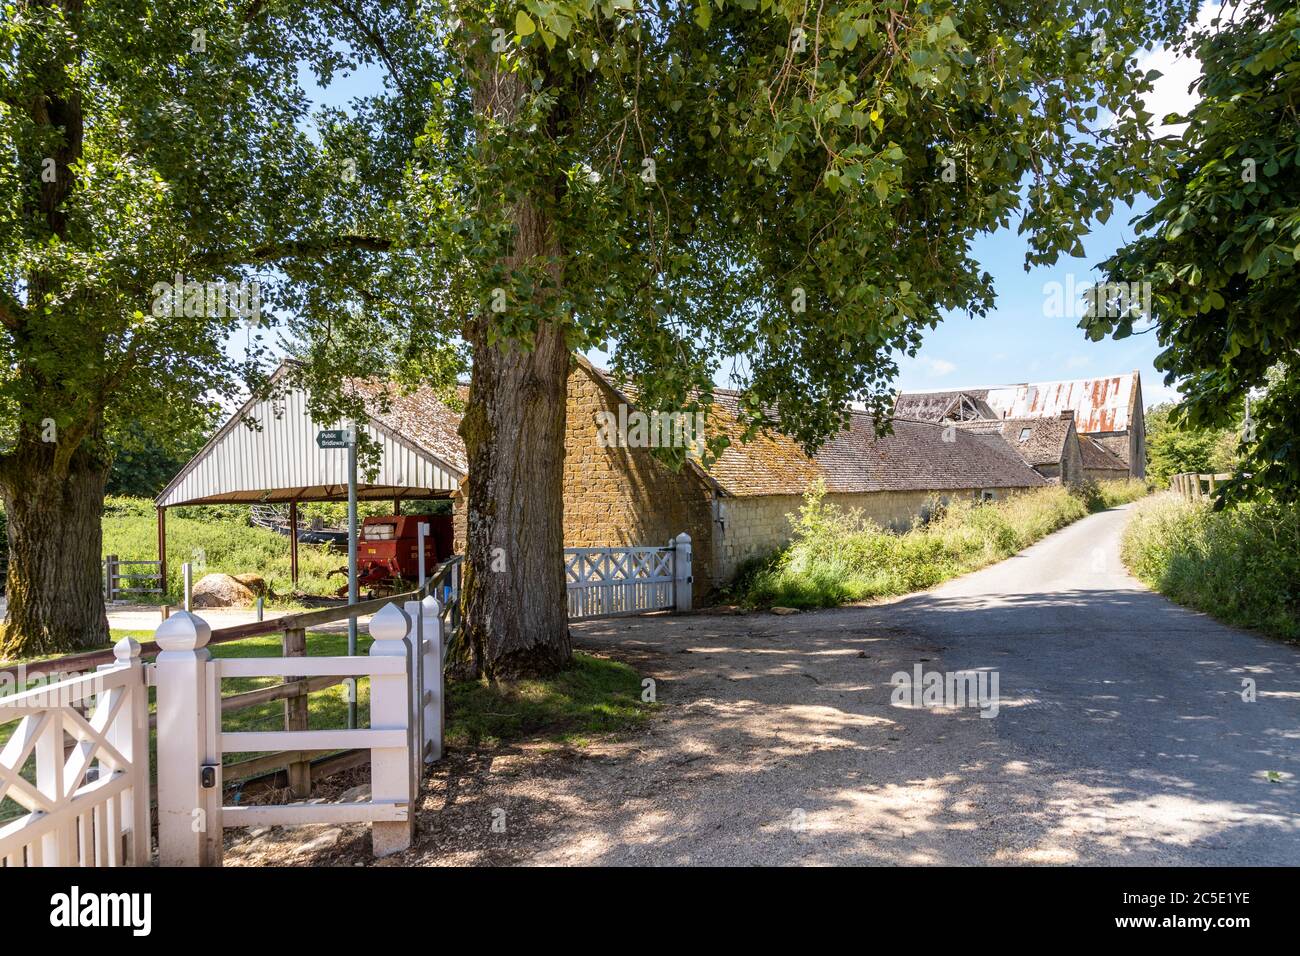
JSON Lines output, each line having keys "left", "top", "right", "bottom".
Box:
{"left": 549, "top": 501, "right": 1298, "bottom": 865}
{"left": 245, "top": 500, "right": 1299, "bottom": 867}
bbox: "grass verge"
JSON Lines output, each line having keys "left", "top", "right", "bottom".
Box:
{"left": 446, "top": 653, "right": 653, "bottom": 749}
{"left": 1121, "top": 493, "right": 1300, "bottom": 641}
{"left": 738, "top": 479, "right": 1149, "bottom": 609}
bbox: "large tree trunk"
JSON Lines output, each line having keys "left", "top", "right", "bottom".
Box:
{"left": 460, "top": 320, "right": 572, "bottom": 680}
{"left": 459, "top": 62, "right": 573, "bottom": 680}
{"left": 0, "top": 444, "right": 110, "bottom": 658}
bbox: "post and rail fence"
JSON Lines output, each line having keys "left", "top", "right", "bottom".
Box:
{"left": 102, "top": 555, "right": 164, "bottom": 602}
{"left": 0, "top": 531, "right": 691, "bottom": 867}
{"left": 1170, "top": 472, "right": 1233, "bottom": 501}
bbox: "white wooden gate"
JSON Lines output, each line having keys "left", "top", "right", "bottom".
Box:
{"left": 0, "top": 640, "right": 151, "bottom": 866}
{"left": 566, "top": 532, "right": 692, "bottom": 620}
{"left": 152, "top": 604, "right": 431, "bottom": 865}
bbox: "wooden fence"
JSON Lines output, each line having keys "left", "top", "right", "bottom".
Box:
{"left": 154, "top": 602, "right": 429, "bottom": 865}
{"left": 103, "top": 555, "right": 163, "bottom": 601}
{"left": 1170, "top": 472, "right": 1232, "bottom": 501}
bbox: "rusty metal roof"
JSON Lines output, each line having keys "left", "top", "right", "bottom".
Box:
{"left": 896, "top": 372, "right": 1140, "bottom": 435}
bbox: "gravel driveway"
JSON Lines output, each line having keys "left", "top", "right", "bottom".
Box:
{"left": 231, "top": 501, "right": 1299, "bottom": 866}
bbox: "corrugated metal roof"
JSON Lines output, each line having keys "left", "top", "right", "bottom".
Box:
{"left": 895, "top": 372, "right": 1140, "bottom": 434}
{"left": 156, "top": 368, "right": 466, "bottom": 507}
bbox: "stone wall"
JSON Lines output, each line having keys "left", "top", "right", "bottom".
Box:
{"left": 712, "top": 486, "right": 1021, "bottom": 585}
{"left": 454, "top": 362, "right": 717, "bottom": 601}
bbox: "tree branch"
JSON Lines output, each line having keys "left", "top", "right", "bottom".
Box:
{"left": 197, "top": 234, "right": 399, "bottom": 269}
{"left": 0, "top": 289, "right": 28, "bottom": 331}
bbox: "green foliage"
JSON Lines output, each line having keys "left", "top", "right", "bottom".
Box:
{"left": 0, "top": 0, "right": 459, "bottom": 501}
{"left": 106, "top": 408, "right": 219, "bottom": 498}
{"left": 1123, "top": 494, "right": 1300, "bottom": 640}
{"left": 1070, "top": 476, "right": 1152, "bottom": 511}
{"left": 1143, "top": 402, "right": 1239, "bottom": 485}
{"left": 1082, "top": 0, "right": 1300, "bottom": 501}
{"left": 301, "top": 0, "right": 1198, "bottom": 461}
{"left": 446, "top": 652, "right": 651, "bottom": 748}
{"left": 742, "top": 479, "right": 1145, "bottom": 608}
{"left": 101, "top": 496, "right": 347, "bottom": 603}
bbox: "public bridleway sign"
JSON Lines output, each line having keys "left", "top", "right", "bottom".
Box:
{"left": 316, "top": 428, "right": 355, "bottom": 449}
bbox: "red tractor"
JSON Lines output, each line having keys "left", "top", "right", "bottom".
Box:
{"left": 330, "top": 514, "right": 454, "bottom": 598}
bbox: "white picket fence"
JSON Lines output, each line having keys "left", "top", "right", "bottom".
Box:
{"left": 0, "top": 533, "right": 689, "bottom": 867}
{"left": 566, "top": 532, "right": 692, "bottom": 620}
{"left": 154, "top": 601, "right": 441, "bottom": 865}
{"left": 0, "top": 640, "right": 151, "bottom": 866}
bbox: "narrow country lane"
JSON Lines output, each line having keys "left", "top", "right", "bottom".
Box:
{"left": 235, "top": 502, "right": 1300, "bottom": 866}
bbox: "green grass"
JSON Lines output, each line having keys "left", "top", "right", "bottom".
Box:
{"left": 446, "top": 653, "right": 652, "bottom": 748}
{"left": 102, "top": 496, "right": 349, "bottom": 604}
{"left": 1122, "top": 493, "right": 1300, "bottom": 641}
{"left": 738, "top": 479, "right": 1150, "bottom": 610}
{"left": 1, "top": 632, "right": 652, "bottom": 824}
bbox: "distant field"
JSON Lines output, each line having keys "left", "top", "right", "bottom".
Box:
{"left": 102, "top": 496, "right": 441, "bottom": 605}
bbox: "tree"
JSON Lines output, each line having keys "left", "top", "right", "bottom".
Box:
{"left": 0, "top": 1, "right": 437, "bottom": 655}
{"left": 1083, "top": 0, "right": 1299, "bottom": 502}
{"left": 1144, "top": 401, "right": 1238, "bottom": 485}
{"left": 105, "top": 406, "right": 220, "bottom": 499}
{"left": 322, "top": 0, "right": 1192, "bottom": 678}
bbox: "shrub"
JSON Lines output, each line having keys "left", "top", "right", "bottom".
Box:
{"left": 1122, "top": 494, "right": 1300, "bottom": 640}
{"left": 741, "top": 482, "right": 1091, "bottom": 609}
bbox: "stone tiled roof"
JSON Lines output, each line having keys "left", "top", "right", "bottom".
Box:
{"left": 1077, "top": 433, "right": 1129, "bottom": 472}
{"left": 813, "top": 414, "right": 1048, "bottom": 494}
{"left": 343, "top": 365, "right": 1047, "bottom": 501}
{"left": 955, "top": 417, "right": 1074, "bottom": 469}
{"left": 347, "top": 378, "right": 469, "bottom": 475}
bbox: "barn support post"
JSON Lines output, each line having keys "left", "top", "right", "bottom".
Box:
{"left": 288, "top": 499, "right": 299, "bottom": 586}
{"left": 156, "top": 507, "right": 167, "bottom": 595}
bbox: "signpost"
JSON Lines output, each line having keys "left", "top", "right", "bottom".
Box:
{"left": 318, "top": 426, "right": 359, "bottom": 728}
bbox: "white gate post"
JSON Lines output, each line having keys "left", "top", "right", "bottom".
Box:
{"left": 154, "top": 610, "right": 222, "bottom": 867}
{"left": 421, "top": 594, "right": 443, "bottom": 762}
{"left": 97, "top": 638, "right": 151, "bottom": 865}
{"left": 369, "top": 603, "right": 414, "bottom": 857}
{"left": 403, "top": 599, "right": 425, "bottom": 784}
{"left": 673, "top": 532, "right": 693, "bottom": 612}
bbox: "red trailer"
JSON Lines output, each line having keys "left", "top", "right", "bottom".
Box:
{"left": 331, "top": 514, "right": 454, "bottom": 597}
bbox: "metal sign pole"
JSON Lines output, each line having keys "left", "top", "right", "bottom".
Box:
{"left": 417, "top": 521, "right": 428, "bottom": 591}
{"left": 347, "top": 425, "right": 359, "bottom": 730}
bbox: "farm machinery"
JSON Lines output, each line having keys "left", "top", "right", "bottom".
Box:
{"left": 330, "top": 514, "right": 454, "bottom": 598}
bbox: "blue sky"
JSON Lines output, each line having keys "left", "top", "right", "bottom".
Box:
{"left": 268, "top": 8, "right": 1214, "bottom": 412}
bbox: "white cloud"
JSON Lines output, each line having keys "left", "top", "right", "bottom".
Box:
{"left": 920, "top": 357, "right": 957, "bottom": 377}
{"left": 1134, "top": 1, "right": 1224, "bottom": 137}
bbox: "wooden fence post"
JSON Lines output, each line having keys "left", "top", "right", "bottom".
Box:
{"left": 154, "top": 610, "right": 222, "bottom": 867}
{"left": 97, "top": 638, "right": 151, "bottom": 865}
{"left": 368, "top": 603, "right": 413, "bottom": 857}
{"left": 421, "top": 593, "right": 443, "bottom": 763}
{"left": 673, "top": 532, "right": 692, "bottom": 613}
{"left": 104, "top": 554, "right": 116, "bottom": 601}
{"left": 282, "top": 626, "right": 310, "bottom": 798}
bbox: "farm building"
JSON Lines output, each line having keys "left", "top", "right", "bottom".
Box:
{"left": 894, "top": 372, "right": 1147, "bottom": 478}
{"left": 954, "top": 413, "right": 1084, "bottom": 485}
{"left": 161, "top": 357, "right": 1050, "bottom": 600}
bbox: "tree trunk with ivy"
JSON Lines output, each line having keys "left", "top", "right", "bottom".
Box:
{"left": 458, "top": 67, "right": 573, "bottom": 681}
